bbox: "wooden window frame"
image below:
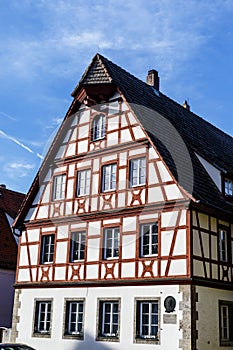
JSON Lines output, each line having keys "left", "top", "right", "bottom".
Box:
{"left": 97, "top": 298, "right": 120, "bottom": 342}
{"left": 33, "top": 299, "right": 52, "bottom": 337}
{"left": 219, "top": 300, "right": 233, "bottom": 346}
{"left": 101, "top": 163, "right": 117, "bottom": 192}
{"left": 70, "top": 231, "right": 86, "bottom": 262}
{"left": 218, "top": 225, "right": 230, "bottom": 263}
{"left": 103, "top": 227, "right": 119, "bottom": 260}
{"left": 129, "top": 157, "right": 146, "bottom": 187}
{"left": 63, "top": 299, "right": 85, "bottom": 339}
{"left": 140, "top": 223, "right": 158, "bottom": 257}
{"left": 76, "top": 169, "right": 91, "bottom": 197}
{"left": 222, "top": 173, "right": 233, "bottom": 202}
{"left": 52, "top": 173, "right": 66, "bottom": 201}
{"left": 91, "top": 114, "right": 106, "bottom": 141}
{"left": 40, "top": 234, "right": 55, "bottom": 264}
{"left": 135, "top": 299, "right": 160, "bottom": 344}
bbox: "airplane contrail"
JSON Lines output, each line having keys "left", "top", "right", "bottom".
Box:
{"left": 0, "top": 129, "right": 44, "bottom": 159}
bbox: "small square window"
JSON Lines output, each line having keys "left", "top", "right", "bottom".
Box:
{"left": 52, "top": 174, "right": 66, "bottom": 200}
{"left": 64, "top": 300, "right": 84, "bottom": 338}
{"left": 70, "top": 232, "right": 86, "bottom": 262}
{"left": 41, "top": 234, "right": 55, "bottom": 264}
{"left": 97, "top": 300, "right": 120, "bottom": 341}
{"left": 33, "top": 300, "right": 52, "bottom": 336}
{"left": 129, "top": 157, "right": 146, "bottom": 187}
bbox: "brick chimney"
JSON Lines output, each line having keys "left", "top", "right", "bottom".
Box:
{"left": 146, "top": 69, "right": 160, "bottom": 91}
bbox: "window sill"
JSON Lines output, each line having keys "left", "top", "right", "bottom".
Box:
{"left": 220, "top": 341, "right": 233, "bottom": 347}
{"left": 63, "top": 333, "right": 84, "bottom": 340}
{"left": 134, "top": 337, "right": 159, "bottom": 344}
{"left": 33, "top": 332, "right": 51, "bottom": 338}
{"left": 96, "top": 336, "right": 119, "bottom": 342}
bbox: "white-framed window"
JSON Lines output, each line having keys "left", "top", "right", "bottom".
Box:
{"left": 129, "top": 157, "right": 146, "bottom": 187}
{"left": 219, "top": 227, "right": 228, "bottom": 262}
{"left": 219, "top": 301, "right": 233, "bottom": 345}
{"left": 92, "top": 114, "right": 106, "bottom": 141}
{"left": 77, "top": 169, "right": 91, "bottom": 196}
{"left": 98, "top": 300, "right": 119, "bottom": 338}
{"left": 64, "top": 300, "right": 84, "bottom": 337}
{"left": 225, "top": 178, "right": 233, "bottom": 196}
{"left": 140, "top": 223, "right": 158, "bottom": 257}
{"left": 34, "top": 300, "right": 52, "bottom": 335}
{"left": 103, "top": 227, "right": 119, "bottom": 260}
{"left": 70, "top": 231, "right": 86, "bottom": 261}
{"left": 41, "top": 234, "right": 55, "bottom": 264}
{"left": 102, "top": 164, "right": 117, "bottom": 192}
{"left": 136, "top": 300, "right": 159, "bottom": 341}
{"left": 52, "top": 174, "right": 66, "bottom": 200}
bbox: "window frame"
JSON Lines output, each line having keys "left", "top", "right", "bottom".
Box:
{"left": 129, "top": 157, "right": 146, "bottom": 187}
{"left": 76, "top": 169, "right": 91, "bottom": 197}
{"left": 219, "top": 300, "right": 233, "bottom": 346}
{"left": 70, "top": 231, "right": 86, "bottom": 262}
{"left": 97, "top": 298, "right": 120, "bottom": 342}
{"left": 40, "top": 234, "right": 55, "bottom": 264}
{"left": 103, "top": 227, "right": 120, "bottom": 260}
{"left": 134, "top": 298, "right": 160, "bottom": 344}
{"left": 52, "top": 173, "right": 66, "bottom": 201}
{"left": 218, "top": 225, "right": 230, "bottom": 263}
{"left": 63, "top": 298, "right": 85, "bottom": 339}
{"left": 101, "top": 163, "right": 117, "bottom": 192}
{"left": 33, "top": 299, "right": 52, "bottom": 337}
{"left": 91, "top": 114, "right": 106, "bottom": 141}
{"left": 140, "top": 222, "right": 158, "bottom": 257}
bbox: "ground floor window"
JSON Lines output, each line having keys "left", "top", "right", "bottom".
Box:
{"left": 135, "top": 300, "right": 159, "bottom": 343}
{"left": 64, "top": 300, "right": 84, "bottom": 338}
{"left": 219, "top": 300, "right": 233, "bottom": 346}
{"left": 33, "top": 300, "right": 52, "bottom": 337}
{"left": 97, "top": 299, "right": 120, "bottom": 341}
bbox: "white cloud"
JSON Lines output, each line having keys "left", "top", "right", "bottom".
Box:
{"left": 9, "top": 162, "right": 34, "bottom": 170}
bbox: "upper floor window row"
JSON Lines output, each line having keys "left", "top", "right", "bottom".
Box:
{"left": 52, "top": 157, "right": 146, "bottom": 201}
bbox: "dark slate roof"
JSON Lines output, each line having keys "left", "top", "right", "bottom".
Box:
{"left": 0, "top": 187, "right": 25, "bottom": 269}
{"left": 76, "top": 54, "right": 233, "bottom": 215}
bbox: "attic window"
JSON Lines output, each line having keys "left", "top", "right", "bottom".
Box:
{"left": 91, "top": 114, "right": 106, "bottom": 141}
{"left": 224, "top": 178, "right": 233, "bottom": 197}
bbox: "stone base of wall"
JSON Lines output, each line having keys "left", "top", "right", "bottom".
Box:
{"left": 11, "top": 289, "right": 21, "bottom": 342}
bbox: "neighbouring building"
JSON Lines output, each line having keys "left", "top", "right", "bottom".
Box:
{"left": 0, "top": 184, "right": 24, "bottom": 342}
{"left": 12, "top": 54, "right": 233, "bottom": 350}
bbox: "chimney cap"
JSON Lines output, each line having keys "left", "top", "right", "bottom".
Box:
{"left": 0, "top": 184, "right": 6, "bottom": 189}
{"left": 146, "top": 69, "right": 160, "bottom": 91}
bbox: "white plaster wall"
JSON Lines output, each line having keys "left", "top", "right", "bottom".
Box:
{"left": 196, "top": 286, "right": 233, "bottom": 350}
{"left": 0, "top": 269, "right": 15, "bottom": 328}
{"left": 16, "top": 284, "right": 183, "bottom": 350}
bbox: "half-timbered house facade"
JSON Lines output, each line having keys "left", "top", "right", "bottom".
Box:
{"left": 0, "top": 184, "right": 24, "bottom": 341}
{"left": 12, "top": 54, "right": 233, "bottom": 350}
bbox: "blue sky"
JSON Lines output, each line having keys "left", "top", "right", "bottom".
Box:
{"left": 0, "top": 0, "right": 233, "bottom": 194}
